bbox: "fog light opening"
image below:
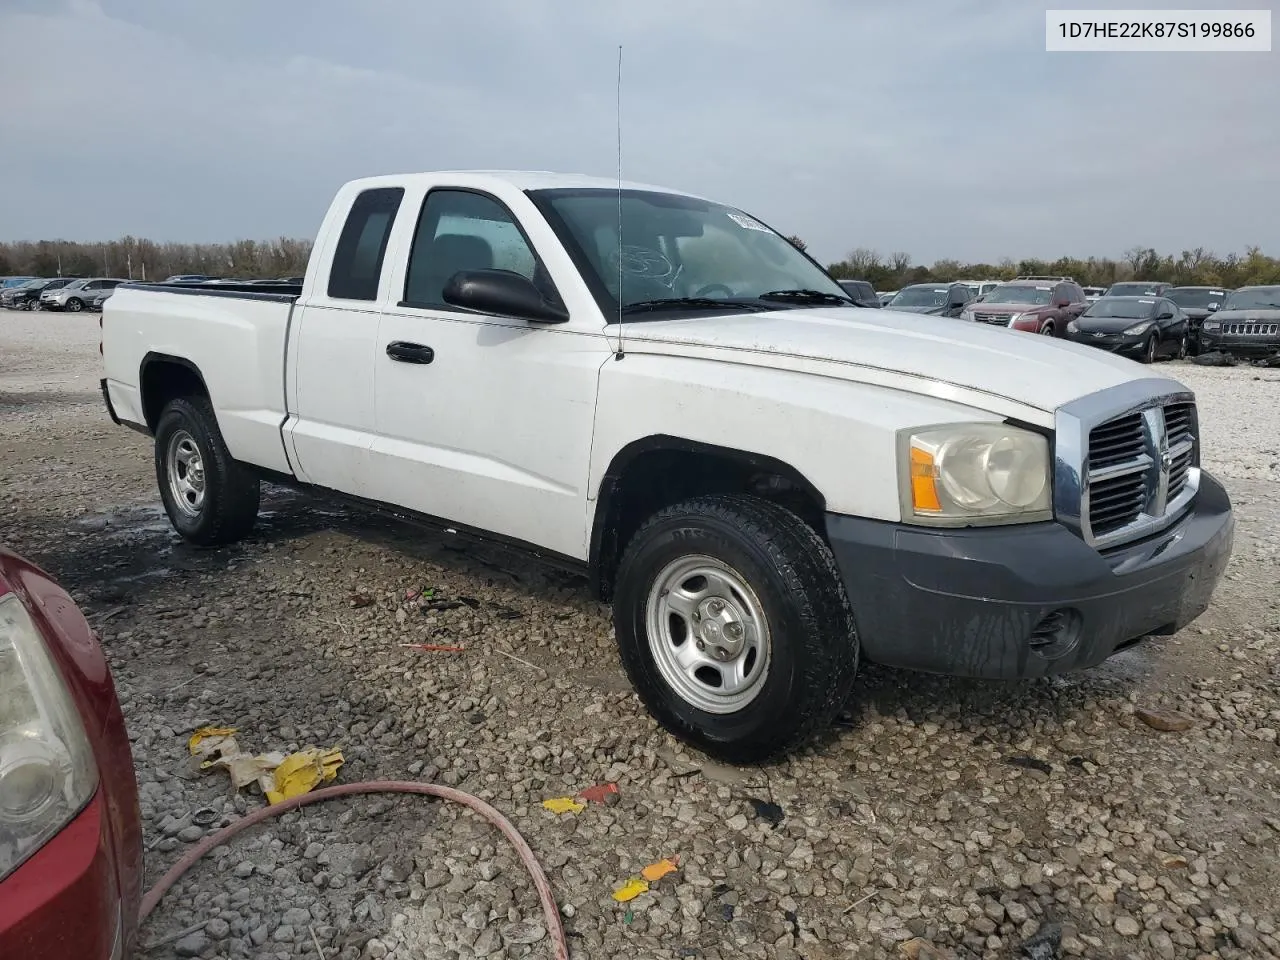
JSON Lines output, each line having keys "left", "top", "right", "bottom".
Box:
{"left": 1027, "top": 608, "right": 1082, "bottom": 660}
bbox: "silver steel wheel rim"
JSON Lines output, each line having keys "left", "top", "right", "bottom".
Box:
{"left": 645, "top": 555, "right": 771, "bottom": 714}
{"left": 166, "top": 430, "right": 207, "bottom": 518}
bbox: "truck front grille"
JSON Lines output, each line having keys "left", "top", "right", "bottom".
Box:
{"left": 1082, "top": 399, "right": 1199, "bottom": 546}
{"left": 1221, "top": 322, "right": 1279, "bottom": 337}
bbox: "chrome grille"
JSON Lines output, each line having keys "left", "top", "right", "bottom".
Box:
{"left": 972, "top": 312, "right": 1012, "bottom": 326}
{"left": 1221, "top": 322, "right": 1279, "bottom": 336}
{"left": 1058, "top": 388, "right": 1201, "bottom": 550}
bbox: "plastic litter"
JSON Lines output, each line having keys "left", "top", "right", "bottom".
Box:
{"left": 186, "top": 726, "right": 343, "bottom": 804}
{"left": 641, "top": 857, "right": 679, "bottom": 882}
{"left": 541, "top": 796, "right": 586, "bottom": 815}
{"left": 577, "top": 782, "right": 619, "bottom": 804}
{"left": 612, "top": 877, "right": 649, "bottom": 902}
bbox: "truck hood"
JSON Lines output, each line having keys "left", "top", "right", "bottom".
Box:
{"left": 621, "top": 307, "right": 1176, "bottom": 414}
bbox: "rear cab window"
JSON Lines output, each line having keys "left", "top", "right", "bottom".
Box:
{"left": 327, "top": 187, "right": 406, "bottom": 301}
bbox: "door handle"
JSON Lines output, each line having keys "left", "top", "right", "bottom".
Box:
{"left": 386, "top": 341, "right": 434, "bottom": 364}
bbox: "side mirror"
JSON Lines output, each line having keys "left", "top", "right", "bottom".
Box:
{"left": 1054, "top": 299, "right": 1071, "bottom": 309}
{"left": 1207, "top": 302, "right": 1219, "bottom": 312}
{"left": 443, "top": 269, "right": 569, "bottom": 324}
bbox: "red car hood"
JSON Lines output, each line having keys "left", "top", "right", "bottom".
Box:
{"left": 971, "top": 302, "right": 1042, "bottom": 314}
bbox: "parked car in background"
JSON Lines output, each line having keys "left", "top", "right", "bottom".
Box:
{"left": 1, "top": 276, "right": 38, "bottom": 291}
{"left": 877, "top": 290, "right": 897, "bottom": 306}
{"left": 161, "top": 274, "right": 212, "bottom": 284}
{"left": 886, "top": 283, "right": 975, "bottom": 317}
{"left": 0, "top": 548, "right": 143, "bottom": 960}
{"left": 960, "top": 279, "right": 1089, "bottom": 336}
{"left": 836, "top": 279, "right": 881, "bottom": 308}
{"left": 1082, "top": 286, "right": 1106, "bottom": 302}
{"left": 1199, "top": 285, "right": 1280, "bottom": 358}
{"left": 1167, "top": 286, "right": 1231, "bottom": 355}
{"left": 1104, "top": 280, "right": 1173, "bottom": 298}
{"left": 3, "top": 278, "right": 78, "bottom": 311}
{"left": 1, "top": 279, "right": 44, "bottom": 309}
{"left": 1066, "top": 296, "right": 1188, "bottom": 363}
{"left": 958, "top": 279, "right": 1001, "bottom": 300}
{"left": 42, "top": 278, "right": 126, "bottom": 313}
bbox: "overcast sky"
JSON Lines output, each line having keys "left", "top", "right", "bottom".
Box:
{"left": 1, "top": 0, "right": 1276, "bottom": 264}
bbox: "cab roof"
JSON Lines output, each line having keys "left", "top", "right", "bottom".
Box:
{"left": 340, "top": 170, "right": 707, "bottom": 199}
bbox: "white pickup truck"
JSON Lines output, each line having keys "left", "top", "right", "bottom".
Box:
{"left": 100, "top": 171, "right": 1234, "bottom": 761}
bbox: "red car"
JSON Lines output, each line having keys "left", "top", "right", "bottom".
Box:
{"left": 0, "top": 549, "right": 142, "bottom": 960}
{"left": 963, "top": 277, "right": 1090, "bottom": 337}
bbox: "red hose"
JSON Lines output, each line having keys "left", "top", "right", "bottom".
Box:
{"left": 139, "top": 781, "right": 570, "bottom": 960}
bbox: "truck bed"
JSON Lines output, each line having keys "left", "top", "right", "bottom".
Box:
{"left": 100, "top": 282, "right": 300, "bottom": 475}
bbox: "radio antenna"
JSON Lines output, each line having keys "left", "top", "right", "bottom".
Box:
{"left": 614, "top": 44, "right": 625, "bottom": 360}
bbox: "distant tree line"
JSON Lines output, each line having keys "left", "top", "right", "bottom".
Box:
{"left": 0, "top": 237, "right": 313, "bottom": 281}
{"left": 5, "top": 235, "right": 1280, "bottom": 292}
{"left": 823, "top": 245, "right": 1280, "bottom": 291}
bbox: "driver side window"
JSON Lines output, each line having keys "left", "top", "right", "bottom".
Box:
{"left": 404, "top": 190, "right": 556, "bottom": 308}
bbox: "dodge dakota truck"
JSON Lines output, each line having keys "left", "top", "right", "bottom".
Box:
{"left": 100, "top": 171, "right": 1234, "bottom": 762}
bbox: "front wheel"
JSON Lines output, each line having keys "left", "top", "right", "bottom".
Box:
{"left": 1141, "top": 333, "right": 1158, "bottom": 364}
{"left": 65, "top": 298, "right": 83, "bottom": 312}
{"left": 612, "top": 495, "right": 859, "bottom": 763}
{"left": 154, "top": 395, "right": 260, "bottom": 545}
{"left": 1038, "top": 321, "right": 1055, "bottom": 336}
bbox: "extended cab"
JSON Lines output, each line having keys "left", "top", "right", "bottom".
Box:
{"left": 100, "top": 171, "right": 1234, "bottom": 762}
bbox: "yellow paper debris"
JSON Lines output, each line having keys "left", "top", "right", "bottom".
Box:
{"left": 641, "top": 858, "right": 679, "bottom": 883}
{"left": 541, "top": 796, "right": 586, "bottom": 815}
{"left": 612, "top": 877, "right": 649, "bottom": 902}
{"left": 188, "top": 726, "right": 238, "bottom": 755}
{"left": 265, "top": 747, "right": 345, "bottom": 805}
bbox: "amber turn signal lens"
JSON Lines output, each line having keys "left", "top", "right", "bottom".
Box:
{"left": 909, "top": 446, "right": 942, "bottom": 513}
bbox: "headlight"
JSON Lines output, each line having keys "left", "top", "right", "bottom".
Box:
{"left": 960, "top": 308, "right": 975, "bottom": 322}
{"left": 1066, "top": 320, "right": 1079, "bottom": 334}
{"left": 1123, "top": 321, "right": 1153, "bottom": 336}
{"left": 0, "top": 595, "right": 97, "bottom": 882}
{"left": 1203, "top": 320, "right": 1220, "bottom": 331}
{"left": 900, "top": 424, "right": 1052, "bottom": 526}
{"left": 1013, "top": 312, "right": 1037, "bottom": 324}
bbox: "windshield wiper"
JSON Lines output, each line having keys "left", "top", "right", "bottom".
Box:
{"left": 757, "top": 289, "right": 857, "bottom": 306}
{"left": 620, "top": 297, "right": 768, "bottom": 316}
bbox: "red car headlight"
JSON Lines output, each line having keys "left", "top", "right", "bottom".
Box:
{"left": 0, "top": 595, "right": 99, "bottom": 882}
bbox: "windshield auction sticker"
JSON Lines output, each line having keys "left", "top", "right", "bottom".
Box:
{"left": 1046, "top": 9, "right": 1270, "bottom": 50}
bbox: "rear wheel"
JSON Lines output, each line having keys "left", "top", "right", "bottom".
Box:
{"left": 154, "top": 395, "right": 260, "bottom": 545}
{"left": 612, "top": 494, "right": 859, "bottom": 763}
{"left": 65, "top": 298, "right": 83, "bottom": 313}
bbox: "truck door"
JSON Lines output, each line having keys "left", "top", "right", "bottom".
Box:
{"left": 368, "top": 187, "right": 608, "bottom": 560}
{"left": 286, "top": 186, "right": 404, "bottom": 495}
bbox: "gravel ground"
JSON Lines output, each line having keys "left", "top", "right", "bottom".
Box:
{"left": 2, "top": 313, "right": 1279, "bottom": 960}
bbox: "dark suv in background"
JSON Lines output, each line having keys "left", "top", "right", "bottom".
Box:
{"left": 1168, "top": 286, "right": 1232, "bottom": 354}
{"left": 959, "top": 276, "right": 1089, "bottom": 336}
{"left": 836, "top": 279, "right": 881, "bottom": 308}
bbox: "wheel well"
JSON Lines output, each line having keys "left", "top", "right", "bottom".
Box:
{"left": 589, "top": 437, "right": 827, "bottom": 602}
{"left": 140, "top": 355, "right": 208, "bottom": 431}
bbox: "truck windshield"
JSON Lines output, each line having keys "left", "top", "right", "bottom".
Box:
{"left": 983, "top": 285, "right": 1053, "bottom": 305}
{"left": 527, "top": 188, "right": 849, "bottom": 318}
{"left": 1107, "top": 282, "right": 1161, "bottom": 296}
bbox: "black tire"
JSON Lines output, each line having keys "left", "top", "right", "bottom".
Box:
{"left": 65, "top": 297, "right": 83, "bottom": 312}
{"left": 1039, "top": 321, "right": 1055, "bottom": 336}
{"left": 1141, "top": 333, "right": 1157, "bottom": 364}
{"left": 154, "top": 394, "right": 260, "bottom": 545}
{"left": 612, "top": 494, "right": 859, "bottom": 763}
